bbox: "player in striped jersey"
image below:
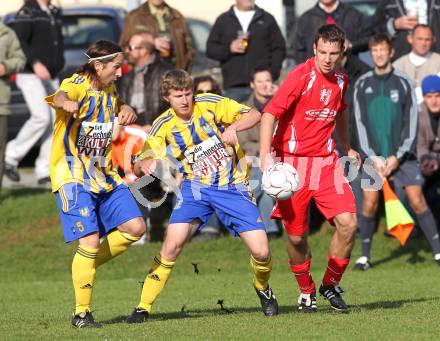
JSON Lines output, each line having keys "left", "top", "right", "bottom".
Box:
{"left": 127, "top": 69, "right": 278, "bottom": 322}
{"left": 45, "top": 41, "right": 147, "bottom": 328}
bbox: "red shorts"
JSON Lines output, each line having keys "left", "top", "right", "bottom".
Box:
{"left": 271, "top": 153, "right": 356, "bottom": 236}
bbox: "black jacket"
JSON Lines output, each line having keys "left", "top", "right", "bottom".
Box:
{"left": 353, "top": 69, "right": 418, "bottom": 160}
{"left": 206, "top": 5, "right": 286, "bottom": 89}
{"left": 119, "top": 56, "right": 173, "bottom": 126}
{"left": 341, "top": 54, "right": 371, "bottom": 151}
{"left": 11, "top": 0, "right": 64, "bottom": 78}
{"left": 292, "top": 2, "right": 371, "bottom": 64}
{"left": 372, "top": 0, "right": 440, "bottom": 60}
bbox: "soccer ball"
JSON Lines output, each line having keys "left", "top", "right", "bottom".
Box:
{"left": 262, "top": 162, "right": 300, "bottom": 200}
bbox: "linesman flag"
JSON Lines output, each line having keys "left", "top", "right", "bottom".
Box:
{"left": 383, "top": 179, "right": 414, "bottom": 246}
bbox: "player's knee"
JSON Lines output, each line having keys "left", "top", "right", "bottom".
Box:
{"left": 131, "top": 220, "right": 147, "bottom": 238}
{"left": 287, "top": 234, "right": 307, "bottom": 247}
{"left": 363, "top": 198, "right": 378, "bottom": 216}
{"left": 337, "top": 216, "right": 357, "bottom": 240}
{"left": 122, "top": 217, "right": 146, "bottom": 238}
{"left": 252, "top": 246, "right": 270, "bottom": 262}
{"left": 79, "top": 233, "right": 100, "bottom": 249}
{"left": 409, "top": 195, "right": 427, "bottom": 214}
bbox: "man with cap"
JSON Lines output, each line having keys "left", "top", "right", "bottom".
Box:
{"left": 417, "top": 75, "right": 440, "bottom": 209}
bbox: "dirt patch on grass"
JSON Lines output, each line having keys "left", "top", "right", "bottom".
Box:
{"left": 2, "top": 215, "right": 62, "bottom": 249}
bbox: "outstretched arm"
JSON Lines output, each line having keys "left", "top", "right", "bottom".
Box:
{"left": 259, "top": 112, "right": 277, "bottom": 171}
{"left": 222, "top": 108, "right": 261, "bottom": 145}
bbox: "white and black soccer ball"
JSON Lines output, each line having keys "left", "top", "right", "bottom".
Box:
{"left": 262, "top": 162, "right": 300, "bottom": 200}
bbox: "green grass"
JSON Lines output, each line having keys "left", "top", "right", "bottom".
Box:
{"left": 0, "top": 188, "right": 439, "bottom": 340}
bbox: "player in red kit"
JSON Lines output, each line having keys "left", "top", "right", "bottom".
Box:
{"left": 260, "top": 25, "right": 361, "bottom": 313}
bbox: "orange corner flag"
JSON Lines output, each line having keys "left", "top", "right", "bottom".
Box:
{"left": 383, "top": 179, "right": 414, "bottom": 246}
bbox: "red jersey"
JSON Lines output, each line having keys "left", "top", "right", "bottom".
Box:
{"left": 264, "top": 57, "right": 348, "bottom": 157}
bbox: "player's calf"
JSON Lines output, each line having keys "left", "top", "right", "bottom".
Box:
{"left": 289, "top": 257, "right": 317, "bottom": 312}
{"left": 245, "top": 233, "right": 277, "bottom": 317}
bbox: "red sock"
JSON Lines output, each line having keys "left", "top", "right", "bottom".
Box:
{"left": 322, "top": 256, "right": 350, "bottom": 286}
{"left": 289, "top": 257, "right": 316, "bottom": 294}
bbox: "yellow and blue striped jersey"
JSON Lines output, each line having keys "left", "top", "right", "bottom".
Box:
{"left": 46, "top": 73, "right": 123, "bottom": 193}
{"left": 140, "top": 93, "right": 251, "bottom": 186}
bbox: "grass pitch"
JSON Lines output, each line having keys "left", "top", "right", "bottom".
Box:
{"left": 0, "top": 188, "right": 439, "bottom": 340}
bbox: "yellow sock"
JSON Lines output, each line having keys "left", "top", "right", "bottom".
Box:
{"left": 95, "top": 230, "right": 140, "bottom": 268}
{"left": 138, "top": 254, "right": 175, "bottom": 313}
{"left": 250, "top": 255, "right": 272, "bottom": 291}
{"left": 72, "top": 245, "right": 98, "bottom": 315}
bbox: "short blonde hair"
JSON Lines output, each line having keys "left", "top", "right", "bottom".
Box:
{"left": 160, "top": 69, "right": 193, "bottom": 97}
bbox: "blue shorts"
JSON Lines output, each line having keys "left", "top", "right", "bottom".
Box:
{"left": 170, "top": 181, "right": 266, "bottom": 237}
{"left": 55, "top": 183, "right": 143, "bottom": 243}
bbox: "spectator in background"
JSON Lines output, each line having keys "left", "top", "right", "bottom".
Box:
{"left": 353, "top": 34, "right": 440, "bottom": 270}
{"left": 372, "top": 0, "right": 440, "bottom": 60}
{"left": 0, "top": 21, "right": 26, "bottom": 189}
{"left": 120, "top": 0, "right": 193, "bottom": 71}
{"left": 4, "top": 0, "right": 64, "bottom": 185}
{"left": 119, "top": 31, "right": 173, "bottom": 129}
{"left": 207, "top": 0, "right": 285, "bottom": 102}
{"left": 245, "top": 67, "right": 277, "bottom": 112}
{"left": 417, "top": 75, "right": 440, "bottom": 209}
{"left": 292, "top": 0, "right": 370, "bottom": 64}
{"left": 193, "top": 75, "right": 222, "bottom": 95}
{"left": 240, "top": 67, "right": 282, "bottom": 239}
{"left": 393, "top": 24, "right": 440, "bottom": 103}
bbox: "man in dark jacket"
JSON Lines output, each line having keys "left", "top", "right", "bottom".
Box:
{"left": 119, "top": 30, "right": 173, "bottom": 128}
{"left": 353, "top": 34, "right": 440, "bottom": 270}
{"left": 292, "top": 0, "right": 371, "bottom": 64}
{"left": 206, "top": 0, "right": 286, "bottom": 102}
{"left": 5, "top": 0, "right": 64, "bottom": 185}
{"left": 371, "top": 0, "right": 440, "bottom": 60}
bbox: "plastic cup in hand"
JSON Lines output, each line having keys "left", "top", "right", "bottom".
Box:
{"left": 406, "top": 7, "right": 418, "bottom": 20}
{"left": 237, "top": 30, "right": 250, "bottom": 49}
{"left": 159, "top": 36, "right": 171, "bottom": 58}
